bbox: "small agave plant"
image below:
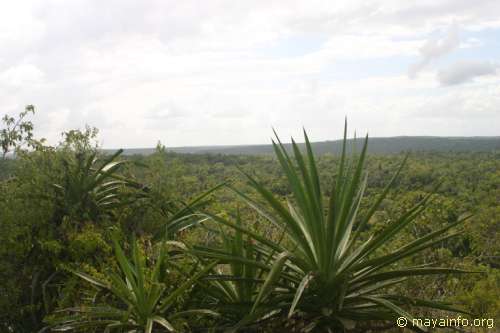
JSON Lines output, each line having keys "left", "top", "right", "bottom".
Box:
{"left": 191, "top": 212, "right": 282, "bottom": 329}
{"left": 47, "top": 236, "right": 218, "bottom": 332}
{"left": 52, "top": 149, "right": 146, "bottom": 222}
{"left": 202, "top": 121, "right": 472, "bottom": 332}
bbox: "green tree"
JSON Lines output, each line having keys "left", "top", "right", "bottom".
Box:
{"left": 1, "top": 105, "right": 38, "bottom": 159}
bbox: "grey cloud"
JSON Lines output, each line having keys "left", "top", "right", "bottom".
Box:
{"left": 31, "top": 1, "right": 204, "bottom": 47}
{"left": 147, "top": 102, "right": 189, "bottom": 119}
{"left": 438, "top": 61, "right": 498, "bottom": 85}
{"left": 144, "top": 102, "right": 190, "bottom": 129}
{"left": 408, "top": 24, "right": 460, "bottom": 78}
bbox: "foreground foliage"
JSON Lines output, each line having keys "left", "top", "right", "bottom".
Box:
{"left": 48, "top": 237, "right": 217, "bottom": 332}
{"left": 199, "top": 125, "right": 474, "bottom": 331}
{"left": 0, "top": 121, "right": 498, "bottom": 332}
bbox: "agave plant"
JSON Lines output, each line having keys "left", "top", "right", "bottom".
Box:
{"left": 48, "top": 236, "right": 218, "bottom": 332}
{"left": 52, "top": 149, "right": 146, "bottom": 222}
{"left": 202, "top": 122, "right": 472, "bottom": 332}
{"left": 190, "top": 212, "right": 285, "bottom": 329}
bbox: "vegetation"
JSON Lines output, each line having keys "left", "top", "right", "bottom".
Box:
{"left": 113, "top": 136, "right": 500, "bottom": 156}
{"left": 48, "top": 237, "right": 218, "bottom": 332}
{"left": 195, "top": 128, "right": 474, "bottom": 332}
{"left": 1, "top": 105, "right": 41, "bottom": 159}
{"left": 0, "top": 112, "right": 498, "bottom": 332}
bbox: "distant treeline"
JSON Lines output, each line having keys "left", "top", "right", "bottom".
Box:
{"left": 110, "top": 136, "right": 500, "bottom": 156}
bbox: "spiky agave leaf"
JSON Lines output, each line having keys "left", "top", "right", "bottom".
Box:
{"left": 187, "top": 211, "right": 286, "bottom": 329}
{"left": 52, "top": 149, "right": 147, "bottom": 222}
{"left": 205, "top": 121, "right": 473, "bottom": 332}
{"left": 46, "top": 235, "right": 218, "bottom": 332}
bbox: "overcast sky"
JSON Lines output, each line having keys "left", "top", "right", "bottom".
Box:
{"left": 1, "top": 1, "right": 499, "bottom": 148}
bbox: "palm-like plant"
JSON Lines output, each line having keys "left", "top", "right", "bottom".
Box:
{"left": 203, "top": 122, "right": 472, "bottom": 332}
{"left": 53, "top": 149, "right": 145, "bottom": 222}
{"left": 191, "top": 213, "right": 282, "bottom": 328}
{"left": 48, "top": 237, "right": 218, "bottom": 332}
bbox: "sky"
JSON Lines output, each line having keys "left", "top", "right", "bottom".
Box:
{"left": 0, "top": 0, "right": 499, "bottom": 148}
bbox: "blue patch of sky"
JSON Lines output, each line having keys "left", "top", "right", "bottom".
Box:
{"left": 318, "top": 28, "right": 500, "bottom": 84}
{"left": 259, "top": 27, "right": 499, "bottom": 91}
{"left": 260, "top": 36, "right": 416, "bottom": 81}
{"left": 317, "top": 56, "right": 415, "bottom": 82}
{"left": 436, "top": 28, "right": 500, "bottom": 66}
{"left": 256, "top": 34, "right": 328, "bottom": 58}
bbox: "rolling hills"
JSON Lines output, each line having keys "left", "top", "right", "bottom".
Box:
{"left": 112, "top": 136, "right": 500, "bottom": 156}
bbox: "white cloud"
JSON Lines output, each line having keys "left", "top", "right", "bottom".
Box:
{"left": 410, "top": 82, "right": 500, "bottom": 134}
{"left": 0, "top": 64, "right": 44, "bottom": 87}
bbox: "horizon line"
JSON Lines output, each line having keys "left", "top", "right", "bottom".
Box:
{"left": 102, "top": 135, "right": 500, "bottom": 150}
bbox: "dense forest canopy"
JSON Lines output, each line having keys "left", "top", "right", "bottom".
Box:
{"left": 0, "top": 117, "right": 498, "bottom": 332}
{"left": 105, "top": 136, "right": 500, "bottom": 156}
